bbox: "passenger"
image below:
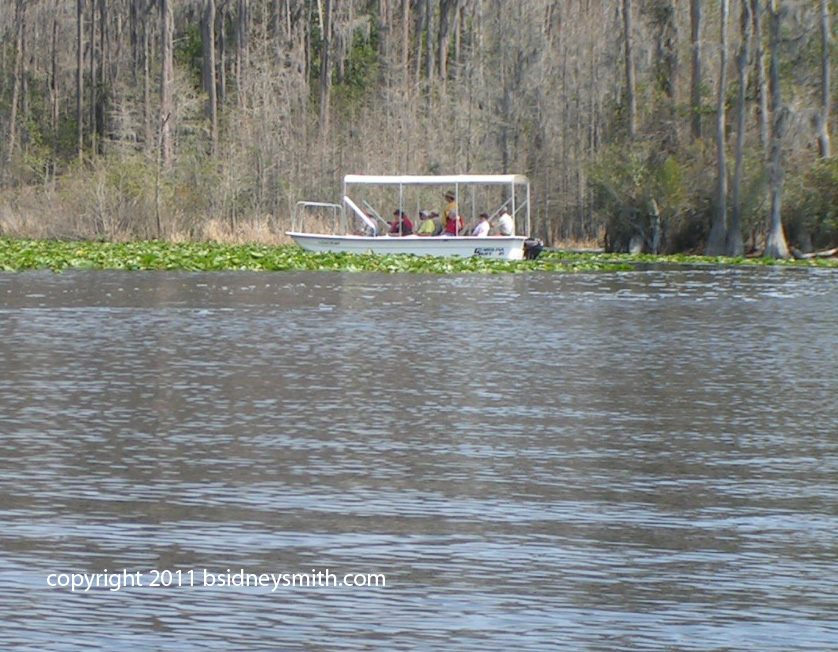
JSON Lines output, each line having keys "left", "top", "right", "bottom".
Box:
{"left": 443, "top": 209, "right": 464, "bottom": 236}
{"left": 494, "top": 207, "right": 514, "bottom": 236}
{"left": 354, "top": 212, "right": 376, "bottom": 236}
{"left": 416, "top": 210, "right": 442, "bottom": 236}
{"left": 389, "top": 209, "right": 413, "bottom": 235}
{"left": 430, "top": 210, "right": 443, "bottom": 235}
{"left": 442, "top": 190, "right": 458, "bottom": 232}
{"left": 471, "top": 213, "right": 490, "bottom": 237}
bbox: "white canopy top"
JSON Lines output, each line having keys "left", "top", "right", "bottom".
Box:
{"left": 344, "top": 174, "right": 529, "bottom": 186}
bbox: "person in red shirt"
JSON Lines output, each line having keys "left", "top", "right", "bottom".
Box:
{"left": 389, "top": 210, "right": 413, "bottom": 235}
{"left": 443, "top": 209, "right": 464, "bottom": 236}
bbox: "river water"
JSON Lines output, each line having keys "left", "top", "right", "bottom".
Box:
{"left": 0, "top": 267, "right": 837, "bottom": 651}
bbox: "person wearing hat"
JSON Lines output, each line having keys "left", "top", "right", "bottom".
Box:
{"left": 389, "top": 209, "right": 413, "bottom": 235}
{"left": 442, "top": 190, "right": 458, "bottom": 232}
{"left": 416, "top": 210, "right": 442, "bottom": 236}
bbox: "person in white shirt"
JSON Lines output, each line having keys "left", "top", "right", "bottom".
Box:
{"left": 495, "top": 207, "right": 514, "bottom": 236}
{"left": 471, "top": 213, "right": 490, "bottom": 237}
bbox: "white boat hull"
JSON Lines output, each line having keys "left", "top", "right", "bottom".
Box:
{"left": 286, "top": 232, "right": 527, "bottom": 260}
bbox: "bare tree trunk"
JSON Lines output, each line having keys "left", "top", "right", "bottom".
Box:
{"left": 50, "top": 0, "right": 60, "bottom": 184}
{"left": 273, "top": 0, "right": 283, "bottom": 42}
{"left": 130, "top": 0, "right": 141, "bottom": 82}
{"left": 818, "top": 0, "right": 831, "bottom": 158}
{"left": 202, "top": 0, "right": 219, "bottom": 155}
{"left": 378, "top": 0, "right": 389, "bottom": 82}
{"left": 318, "top": 0, "right": 333, "bottom": 134}
{"left": 728, "top": 0, "right": 751, "bottom": 257}
{"left": 143, "top": 1, "right": 152, "bottom": 152}
{"left": 160, "top": 0, "right": 174, "bottom": 169}
{"left": 20, "top": 1, "right": 28, "bottom": 132}
{"left": 706, "top": 0, "right": 729, "bottom": 256}
{"left": 690, "top": 0, "right": 702, "bottom": 139}
{"left": 402, "top": 0, "right": 410, "bottom": 93}
{"left": 651, "top": 1, "right": 678, "bottom": 100}
{"left": 426, "top": 0, "right": 435, "bottom": 83}
{"left": 236, "top": 0, "right": 248, "bottom": 109}
{"left": 453, "top": 4, "right": 462, "bottom": 81}
{"left": 96, "top": 0, "right": 108, "bottom": 153}
{"left": 752, "top": 0, "right": 769, "bottom": 152}
{"left": 77, "top": 0, "right": 84, "bottom": 161}
{"left": 438, "top": 0, "right": 457, "bottom": 81}
{"left": 414, "top": 0, "right": 428, "bottom": 84}
{"left": 622, "top": 0, "right": 636, "bottom": 141}
{"left": 51, "top": 4, "right": 59, "bottom": 137}
{"left": 765, "top": 0, "right": 789, "bottom": 259}
{"left": 218, "top": 4, "right": 227, "bottom": 104}
{"left": 89, "top": 0, "right": 96, "bottom": 156}
{"left": 648, "top": 0, "right": 679, "bottom": 153}
{"left": 8, "top": 0, "right": 26, "bottom": 157}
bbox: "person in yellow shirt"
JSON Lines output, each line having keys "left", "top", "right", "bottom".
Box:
{"left": 442, "top": 190, "right": 457, "bottom": 231}
{"left": 417, "top": 210, "right": 443, "bottom": 236}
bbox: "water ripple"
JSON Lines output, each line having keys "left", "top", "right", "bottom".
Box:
{"left": 1, "top": 268, "right": 837, "bottom": 650}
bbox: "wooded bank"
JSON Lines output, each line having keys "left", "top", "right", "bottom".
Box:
{"left": 1, "top": 0, "right": 837, "bottom": 256}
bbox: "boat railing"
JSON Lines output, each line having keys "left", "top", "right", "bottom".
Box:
{"left": 362, "top": 200, "right": 392, "bottom": 231}
{"left": 292, "top": 201, "right": 344, "bottom": 234}
{"left": 344, "top": 196, "right": 378, "bottom": 235}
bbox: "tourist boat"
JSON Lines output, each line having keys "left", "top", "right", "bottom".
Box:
{"left": 286, "top": 174, "right": 536, "bottom": 260}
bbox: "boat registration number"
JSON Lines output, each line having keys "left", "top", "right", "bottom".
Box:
{"left": 473, "top": 247, "right": 506, "bottom": 257}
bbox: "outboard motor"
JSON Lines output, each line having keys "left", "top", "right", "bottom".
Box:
{"left": 523, "top": 238, "right": 544, "bottom": 260}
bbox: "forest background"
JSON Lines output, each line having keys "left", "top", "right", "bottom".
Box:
{"left": 1, "top": 0, "right": 837, "bottom": 256}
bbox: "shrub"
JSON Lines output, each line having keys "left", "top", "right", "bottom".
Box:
{"left": 590, "top": 143, "right": 695, "bottom": 253}
{"left": 785, "top": 157, "right": 838, "bottom": 251}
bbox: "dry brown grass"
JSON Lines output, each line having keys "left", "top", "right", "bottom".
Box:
{"left": 0, "top": 176, "right": 301, "bottom": 245}
{"left": 1, "top": 182, "right": 604, "bottom": 251}
{"left": 549, "top": 236, "right": 603, "bottom": 252}
{"left": 199, "top": 218, "right": 293, "bottom": 245}
{"left": 0, "top": 186, "right": 65, "bottom": 239}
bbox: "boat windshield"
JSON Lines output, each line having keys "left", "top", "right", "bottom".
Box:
{"left": 344, "top": 196, "right": 377, "bottom": 235}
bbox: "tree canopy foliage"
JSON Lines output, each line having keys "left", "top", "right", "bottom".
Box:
{"left": 0, "top": 0, "right": 835, "bottom": 254}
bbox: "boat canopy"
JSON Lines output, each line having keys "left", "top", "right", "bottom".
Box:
{"left": 343, "top": 174, "right": 530, "bottom": 186}
{"left": 342, "top": 174, "right": 531, "bottom": 237}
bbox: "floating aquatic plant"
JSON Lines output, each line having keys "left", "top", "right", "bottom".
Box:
{"left": 0, "top": 239, "right": 834, "bottom": 274}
